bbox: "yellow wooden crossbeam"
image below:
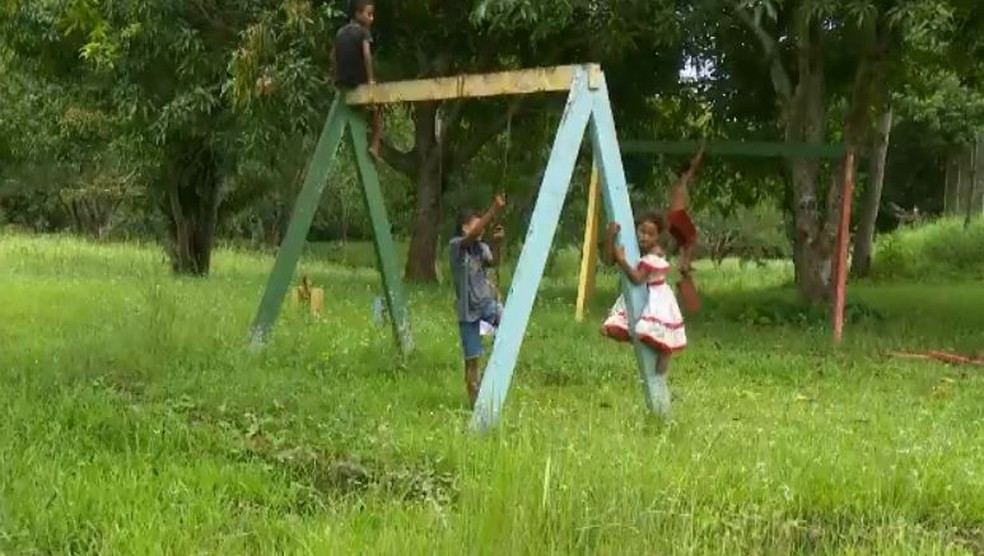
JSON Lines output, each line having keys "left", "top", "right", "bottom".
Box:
{"left": 346, "top": 64, "right": 602, "bottom": 105}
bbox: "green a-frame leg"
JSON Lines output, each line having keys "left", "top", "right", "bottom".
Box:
{"left": 470, "top": 66, "right": 668, "bottom": 432}
{"left": 249, "top": 98, "right": 413, "bottom": 354}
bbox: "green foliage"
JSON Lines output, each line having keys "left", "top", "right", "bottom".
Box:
{"left": 871, "top": 216, "right": 984, "bottom": 280}
{"left": 725, "top": 297, "right": 884, "bottom": 328}
{"left": 3, "top": 0, "right": 984, "bottom": 283}
{"left": 696, "top": 203, "right": 790, "bottom": 266}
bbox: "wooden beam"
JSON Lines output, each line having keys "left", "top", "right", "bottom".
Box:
{"left": 588, "top": 75, "right": 668, "bottom": 418}
{"left": 575, "top": 161, "right": 602, "bottom": 322}
{"left": 349, "top": 110, "right": 414, "bottom": 354}
{"left": 622, "top": 140, "right": 849, "bottom": 159}
{"left": 346, "top": 64, "right": 601, "bottom": 105}
{"left": 470, "top": 68, "right": 595, "bottom": 433}
{"left": 249, "top": 95, "right": 347, "bottom": 347}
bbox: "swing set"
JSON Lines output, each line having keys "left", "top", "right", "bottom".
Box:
{"left": 247, "top": 63, "right": 859, "bottom": 433}
{"left": 248, "top": 63, "right": 671, "bottom": 432}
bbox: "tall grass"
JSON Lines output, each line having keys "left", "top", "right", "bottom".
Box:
{"left": 1, "top": 232, "right": 983, "bottom": 554}
{"left": 872, "top": 217, "right": 984, "bottom": 281}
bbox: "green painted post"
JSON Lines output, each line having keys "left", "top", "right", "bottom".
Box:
{"left": 348, "top": 108, "right": 414, "bottom": 354}
{"left": 622, "top": 140, "right": 849, "bottom": 159}
{"left": 249, "top": 95, "right": 348, "bottom": 346}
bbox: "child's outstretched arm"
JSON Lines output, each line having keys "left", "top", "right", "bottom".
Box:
{"left": 672, "top": 144, "right": 706, "bottom": 190}
{"left": 608, "top": 222, "right": 651, "bottom": 285}
{"left": 489, "top": 225, "right": 505, "bottom": 267}
{"left": 462, "top": 194, "right": 506, "bottom": 246}
{"left": 614, "top": 248, "right": 651, "bottom": 285}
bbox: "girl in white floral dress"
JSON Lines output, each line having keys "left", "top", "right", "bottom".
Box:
{"left": 601, "top": 211, "right": 687, "bottom": 375}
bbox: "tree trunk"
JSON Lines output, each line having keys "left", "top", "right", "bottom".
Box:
{"left": 164, "top": 138, "right": 222, "bottom": 276}
{"left": 965, "top": 137, "right": 979, "bottom": 228}
{"left": 784, "top": 31, "right": 831, "bottom": 303}
{"left": 404, "top": 101, "right": 443, "bottom": 282}
{"left": 852, "top": 104, "right": 893, "bottom": 277}
{"left": 404, "top": 154, "right": 443, "bottom": 281}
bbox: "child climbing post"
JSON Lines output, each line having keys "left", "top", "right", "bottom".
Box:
{"left": 450, "top": 194, "right": 507, "bottom": 406}
{"left": 333, "top": 0, "right": 382, "bottom": 157}
{"left": 667, "top": 145, "right": 705, "bottom": 274}
{"left": 666, "top": 145, "right": 705, "bottom": 312}
{"left": 601, "top": 212, "right": 687, "bottom": 416}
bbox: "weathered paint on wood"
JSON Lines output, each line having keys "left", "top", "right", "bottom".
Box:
{"left": 249, "top": 96, "right": 347, "bottom": 346}
{"left": 346, "top": 64, "right": 602, "bottom": 105}
{"left": 575, "top": 162, "right": 601, "bottom": 322}
{"left": 348, "top": 108, "right": 414, "bottom": 354}
{"left": 588, "top": 74, "right": 668, "bottom": 416}
{"left": 622, "top": 140, "right": 848, "bottom": 159}
{"left": 832, "top": 149, "right": 856, "bottom": 344}
{"left": 470, "top": 68, "right": 594, "bottom": 433}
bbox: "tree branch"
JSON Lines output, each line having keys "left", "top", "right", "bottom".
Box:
{"left": 447, "top": 97, "right": 524, "bottom": 171}
{"left": 379, "top": 140, "right": 417, "bottom": 176}
{"left": 733, "top": 3, "right": 793, "bottom": 101}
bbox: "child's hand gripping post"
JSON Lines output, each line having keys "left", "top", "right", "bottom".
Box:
{"left": 607, "top": 221, "right": 649, "bottom": 285}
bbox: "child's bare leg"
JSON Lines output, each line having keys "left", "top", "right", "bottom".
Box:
{"left": 656, "top": 351, "right": 671, "bottom": 375}
{"left": 680, "top": 243, "right": 695, "bottom": 274}
{"left": 465, "top": 358, "right": 481, "bottom": 406}
{"left": 653, "top": 351, "right": 672, "bottom": 418}
{"left": 369, "top": 105, "right": 382, "bottom": 159}
{"left": 669, "top": 179, "right": 689, "bottom": 213}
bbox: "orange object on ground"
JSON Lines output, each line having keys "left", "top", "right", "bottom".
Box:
{"left": 889, "top": 350, "right": 984, "bottom": 367}
{"left": 677, "top": 274, "right": 701, "bottom": 314}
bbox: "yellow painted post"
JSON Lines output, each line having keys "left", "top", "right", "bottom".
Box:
{"left": 575, "top": 162, "right": 601, "bottom": 322}
{"left": 310, "top": 288, "right": 325, "bottom": 318}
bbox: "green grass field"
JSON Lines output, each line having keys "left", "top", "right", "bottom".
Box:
{"left": 2, "top": 233, "right": 983, "bottom": 555}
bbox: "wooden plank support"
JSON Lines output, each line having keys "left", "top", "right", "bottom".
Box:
{"left": 470, "top": 67, "right": 595, "bottom": 433}
{"left": 348, "top": 107, "right": 414, "bottom": 354}
{"left": 588, "top": 75, "right": 668, "bottom": 418}
{"left": 622, "top": 140, "right": 849, "bottom": 159}
{"left": 831, "top": 149, "right": 856, "bottom": 344}
{"left": 249, "top": 95, "right": 347, "bottom": 347}
{"left": 575, "top": 161, "right": 602, "bottom": 322}
{"left": 346, "top": 64, "right": 602, "bottom": 105}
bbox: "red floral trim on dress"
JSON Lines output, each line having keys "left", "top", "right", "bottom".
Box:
{"left": 612, "top": 311, "right": 685, "bottom": 330}
{"left": 603, "top": 323, "right": 632, "bottom": 342}
{"left": 638, "top": 258, "right": 671, "bottom": 274}
{"left": 604, "top": 323, "right": 685, "bottom": 352}
{"left": 637, "top": 332, "right": 687, "bottom": 353}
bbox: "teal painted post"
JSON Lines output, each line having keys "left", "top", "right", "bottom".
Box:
{"left": 470, "top": 68, "right": 595, "bottom": 433}
{"left": 588, "top": 75, "right": 668, "bottom": 416}
{"left": 348, "top": 109, "right": 414, "bottom": 354}
{"left": 621, "top": 140, "right": 849, "bottom": 159}
{"left": 249, "top": 96, "right": 348, "bottom": 346}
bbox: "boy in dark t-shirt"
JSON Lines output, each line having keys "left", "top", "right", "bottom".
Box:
{"left": 333, "top": 0, "right": 381, "bottom": 157}
{"left": 449, "top": 194, "right": 507, "bottom": 407}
